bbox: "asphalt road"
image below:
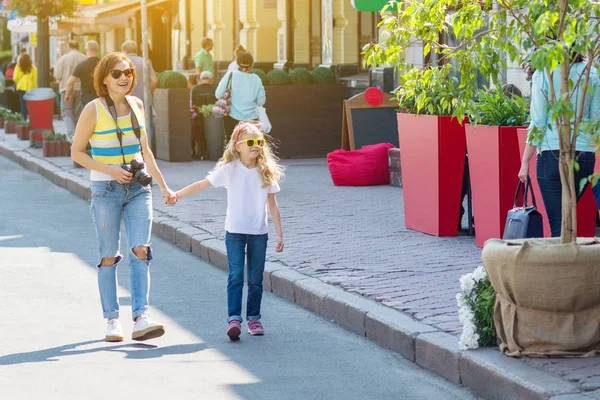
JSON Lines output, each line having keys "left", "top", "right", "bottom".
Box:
{"left": 0, "top": 154, "right": 478, "bottom": 400}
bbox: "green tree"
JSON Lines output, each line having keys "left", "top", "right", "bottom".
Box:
{"left": 364, "top": 0, "right": 600, "bottom": 243}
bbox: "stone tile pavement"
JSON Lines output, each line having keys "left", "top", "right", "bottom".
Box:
{"left": 2, "top": 124, "right": 600, "bottom": 398}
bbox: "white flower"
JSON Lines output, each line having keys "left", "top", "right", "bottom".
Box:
{"left": 459, "top": 274, "right": 476, "bottom": 295}
{"left": 456, "top": 266, "right": 493, "bottom": 351}
{"left": 472, "top": 266, "right": 487, "bottom": 282}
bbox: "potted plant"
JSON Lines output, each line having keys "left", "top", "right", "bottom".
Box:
{"left": 465, "top": 89, "right": 529, "bottom": 246}
{"left": 0, "top": 107, "right": 8, "bottom": 127}
{"left": 42, "top": 133, "right": 56, "bottom": 157}
{"left": 380, "top": 0, "right": 600, "bottom": 357}
{"left": 55, "top": 133, "right": 70, "bottom": 156}
{"left": 4, "top": 112, "right": 18, "bottom": 134}
{"left": 363, "top": 51, "right": 468, "bottom": 237}
{"left": 154, "top": 70, "right": 191, "bottom": 162}
{"left": 16, "top": 118, "right": 30, "bottom": 141}
{"left": 195, "top": 104, "right": 224, "bottom": 161}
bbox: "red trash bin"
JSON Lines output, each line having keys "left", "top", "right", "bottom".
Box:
{"left": 25, "top": 88, "right": 55, "bottom": 131}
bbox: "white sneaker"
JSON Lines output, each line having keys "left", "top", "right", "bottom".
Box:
{"left": 106, "top": 319, "right": 124, "bottom": 342}
{"left": 132, "top": 316, "right": 165, "bottom": 341}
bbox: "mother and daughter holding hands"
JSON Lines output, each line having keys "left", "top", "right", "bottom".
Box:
{"left": 72, "top": 49, "right": 283, "bottom": 344}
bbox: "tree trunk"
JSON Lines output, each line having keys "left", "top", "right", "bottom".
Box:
{"left": 37, "top": 16, "right": 50, "bottom": 88}
{"left": 559, "top": 150, "right": 577, "bottom": 243}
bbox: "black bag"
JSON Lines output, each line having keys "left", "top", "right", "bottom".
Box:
{"left": 502, "top": 176, "right": 544, "bottom": 240}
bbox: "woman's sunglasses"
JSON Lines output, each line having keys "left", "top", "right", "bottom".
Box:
{"left": 109, "top": 68, "right": 134, "bottom": 79}
{"left": 237, "top": 138, "right": 265, "bottom": 148}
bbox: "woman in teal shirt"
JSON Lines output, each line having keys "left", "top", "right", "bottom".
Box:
{"left": 518, "top": 54, "right": 600, "bottom": 237}
{"left": 215, "top": 51, "right": 266, "bottom": 137}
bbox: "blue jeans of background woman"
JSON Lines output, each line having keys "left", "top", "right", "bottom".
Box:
{"left": 90, "top": 180, "right": 153, "bottom": 320}
{"left": 225, "top": 232, "right": 268, "bottom": 323}
{"left": 17, "top": 90, "right": 27, "bottom": 119}
{"left": 537, "top": 150, "right": 596, "bottom": 237}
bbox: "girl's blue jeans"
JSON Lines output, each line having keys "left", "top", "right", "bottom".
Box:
{"left": 90, "top": 180, "right": 153, "bottom": 321}
{"left": 225, "top": 232, "right": 268, "bottom": 323}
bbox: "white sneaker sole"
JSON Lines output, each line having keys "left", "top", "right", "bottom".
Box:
{"left": 106, "top": 334, "right": 124, "bottom": 342}
{"left": 132, "top": 324, "right": 165, "bottom": 341}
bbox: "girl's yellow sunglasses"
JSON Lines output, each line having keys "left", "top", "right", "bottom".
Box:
{"left": 236, "top": 138, "right": 265, "bottom": 148}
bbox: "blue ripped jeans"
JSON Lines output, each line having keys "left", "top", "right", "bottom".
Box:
{"left": 225, "top": 232, "right": 268, "bottom": 323}
{"left": 90, "top": 180, "right": 153, "bottom": 320}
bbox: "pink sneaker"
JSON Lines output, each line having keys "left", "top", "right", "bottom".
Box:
{"left": 227, "top": 320, "right": 241, "bottom": 341}
{"left": 248, "top": 320, "right": 265, "bottom": 336}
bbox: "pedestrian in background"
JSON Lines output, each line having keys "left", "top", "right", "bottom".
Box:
{"left": 13, "top": 53, "right": 37, "bottom": 120}
{"left": 227, "top": 44, "right": 246, "bottom": 73}
{"left": 216, "top": 51, "right": 265, "bottom": 138}
{"left": 54, "top": 41, "right": 87, "bottom": 139}
{"left": 518, "top": 53, "right": 600, "bottom": 237}
{"left": 66, "top": 40, "right": 101, "bottom": 110}
{"left": 169, "top": 121, "right": 284, "bottom": 341}
{"left": 195, "top": 37, "right": 214, "bottom": 75}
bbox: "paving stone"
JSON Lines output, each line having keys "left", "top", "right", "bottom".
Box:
{"left": 366, "top": 305, "right": 437, "bottom": 362}
{"left": 293, "top": 276, "right": 338, "bottom": 315}
{"left": 270, "top": 268, "right": 309, "bottom": 303}
{"left": 203, "top": 239, "right": 228, "bottom": 271}
{"left": 157, "top": 220, "right": 188, "bottom": 245}
{"left": 263, "top": 261, "right": 286, "bottom": 293}
{"left": 190, "top": 233, "right": 216, "bottom": 262}
{"left": 175, "top": 226, "right": 205, "bottom": 252}
{"left": 460, "top": 348, "right": 581, "bottom": 400}
{"left": 416, "top": 332, "right": 462, "bottom": 384}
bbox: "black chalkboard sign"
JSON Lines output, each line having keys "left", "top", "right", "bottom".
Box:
{"left": 341, "top": 91, "right": 399, "bottom": 150}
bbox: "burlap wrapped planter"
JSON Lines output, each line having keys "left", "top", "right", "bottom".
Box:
{"left": 483, "top": 238, "right": 600, "bottom": 357}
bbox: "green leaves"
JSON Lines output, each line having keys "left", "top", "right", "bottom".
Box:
{"left": 471, "top": 89, "right": 530, "bottom": 127}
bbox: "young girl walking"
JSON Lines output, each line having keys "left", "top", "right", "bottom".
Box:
{"left": 170, "top": 121, "right": 284, "bottom": 340}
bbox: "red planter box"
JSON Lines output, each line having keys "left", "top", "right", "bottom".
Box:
{"left": 466, "top": 125, "right": 523, "bottom": 247}
{"left": 516, "top": 128, "right": 597, "bottom": 237}
{"left": 398, "top": 114, "right": 467, "bottom": 236}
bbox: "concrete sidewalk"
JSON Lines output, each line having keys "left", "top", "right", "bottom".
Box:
{"left": 1, "top": 125, "right": 599, "bottom": 400}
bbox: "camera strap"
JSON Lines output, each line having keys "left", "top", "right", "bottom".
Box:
{"left": 104, "top": 96, "right": 144, "bottom": 165}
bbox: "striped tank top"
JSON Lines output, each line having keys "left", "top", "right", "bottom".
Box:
{"left": 89, "top": 96, "right": 146, "bottom": 181}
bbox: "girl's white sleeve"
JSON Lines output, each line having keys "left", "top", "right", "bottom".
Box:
{"left": 207, "top": 164, "right": 230, "bottom": 188}
{"left": 268, "top": 181, "right": 280, "bottom": 194}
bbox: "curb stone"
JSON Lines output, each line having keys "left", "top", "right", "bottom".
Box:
{"left": 459, "top": 348, "right": 581, "bottom": 400}
{"left": 0, "top": 138, "right": 588, "bottom": 400}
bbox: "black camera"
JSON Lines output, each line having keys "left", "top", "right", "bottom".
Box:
{"left": 122, "top": 159, "right": 152, "bottom": 186}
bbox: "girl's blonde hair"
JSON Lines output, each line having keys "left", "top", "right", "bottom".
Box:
{"left": 214, "top": 121, "right": 284, "bottom": 187}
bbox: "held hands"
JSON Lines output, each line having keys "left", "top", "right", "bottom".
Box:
{"left": 166, "top": 191, "right": 178, "bottom": 206}
{"left": 518, "top": 161, "right": 529, "bottom": 183}
{"left": 161, "top": 187, "right": 177, "bottom": 205}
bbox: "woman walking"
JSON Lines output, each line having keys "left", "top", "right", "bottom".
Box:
{"left": 71, "top": 52, "right": 175, "bottom": 342}
{"left": 216, "top": 51, "right": 266, "bottom": 137}
{"left": 13, "top": 53, "right": 37, "bottom": 119}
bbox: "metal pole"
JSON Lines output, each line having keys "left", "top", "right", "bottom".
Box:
{"left": 140, "top": 0, "right": 153, "bottom": 150}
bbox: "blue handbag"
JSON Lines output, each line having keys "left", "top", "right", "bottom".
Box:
{"left": 502, "top": 176, "right": 544, "bottom": 240}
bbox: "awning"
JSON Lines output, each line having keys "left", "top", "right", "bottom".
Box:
{"left": 78, "top": 0, "right": 141, "bottom": 26}
{"left": 351, "top": 0, "right": 398, "bottom": 11}
{"left": 7, "top": 16, "right": 58, "bottom": 34}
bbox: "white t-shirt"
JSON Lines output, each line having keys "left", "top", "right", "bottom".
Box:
{"left": 207, "top": 160, "right": 281, "bottom": 235}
